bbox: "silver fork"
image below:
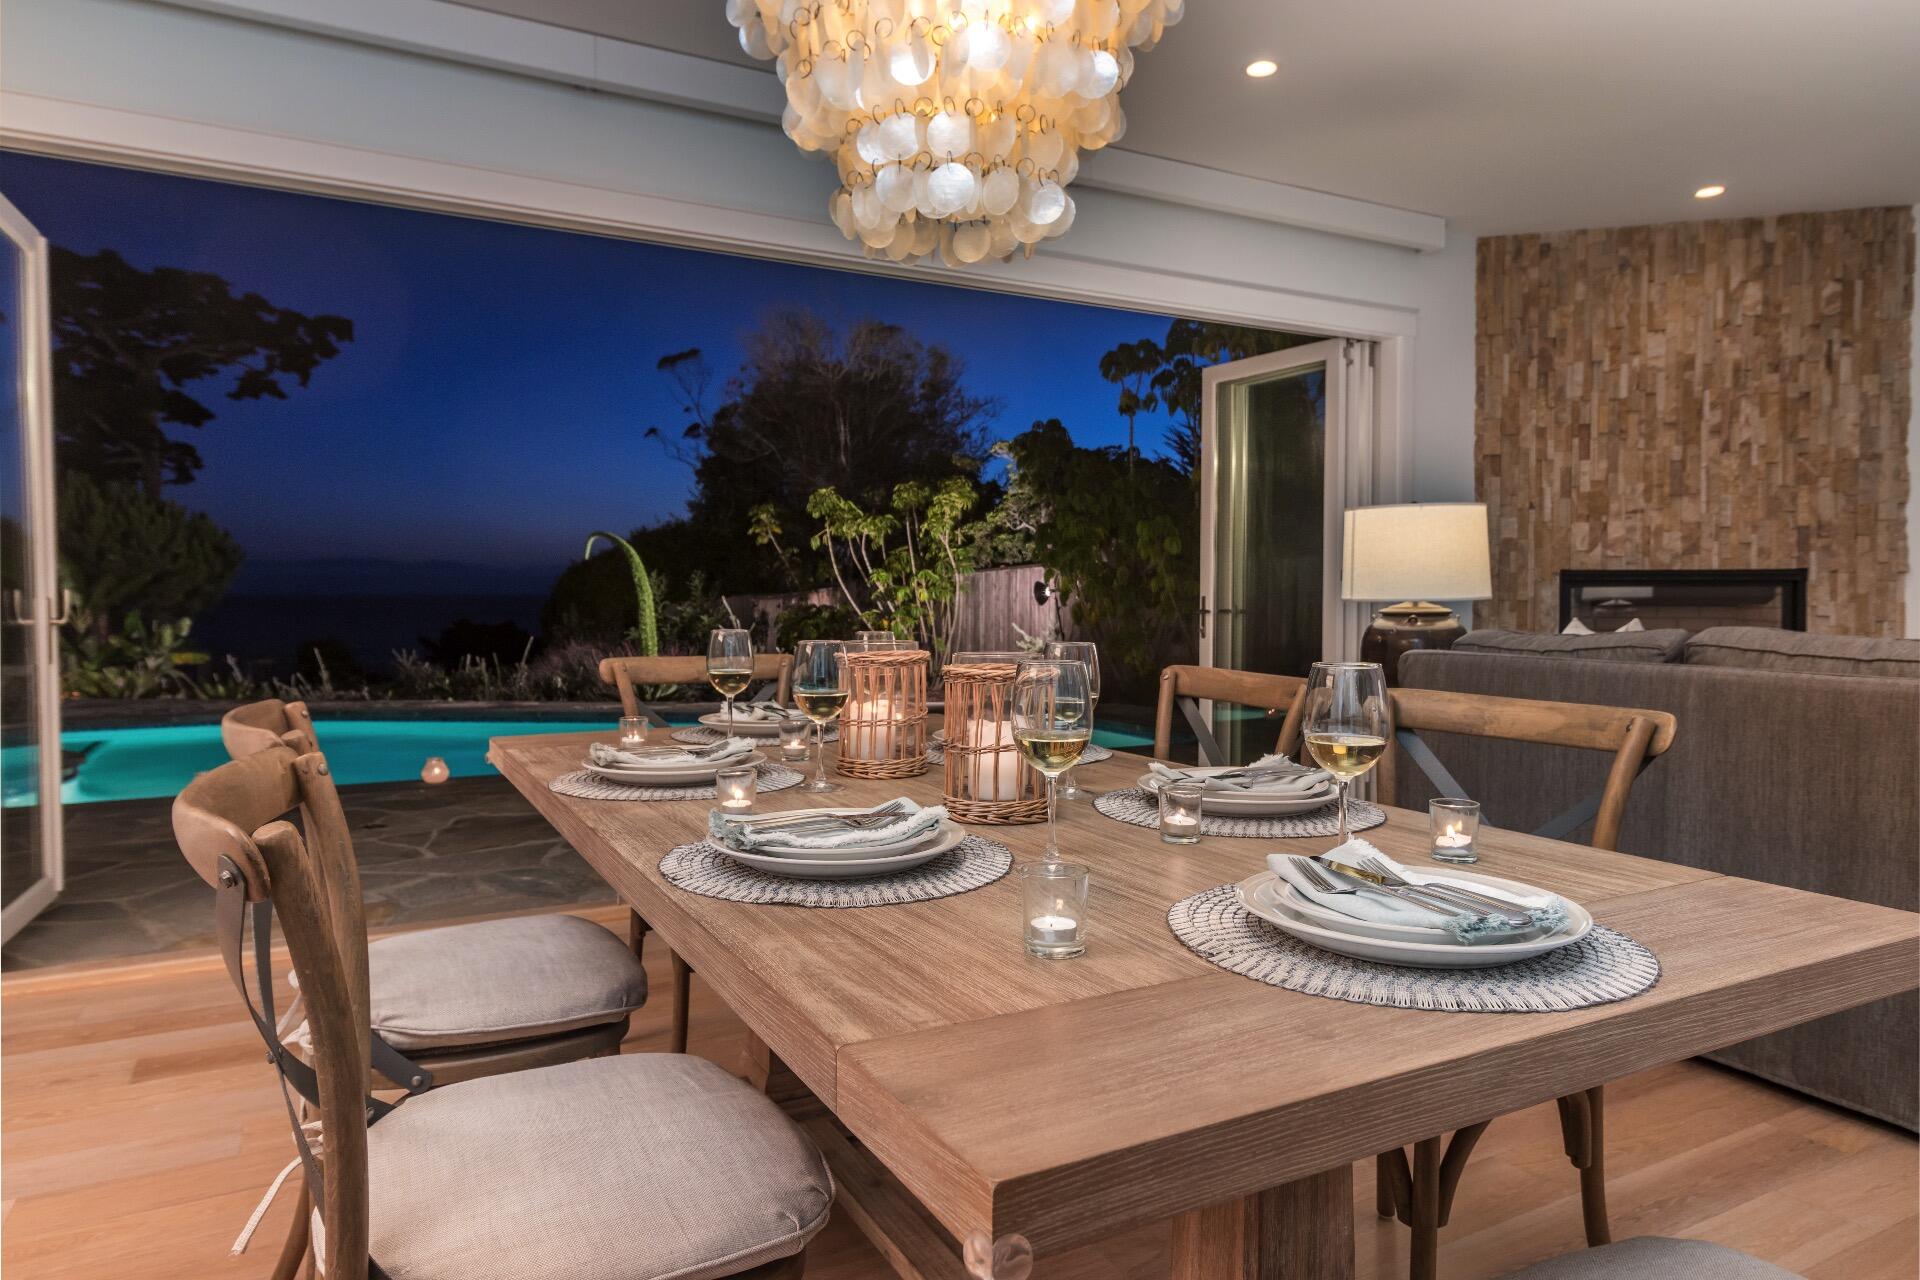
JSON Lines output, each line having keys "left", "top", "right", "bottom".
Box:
{"left": 1296, "top": 859, "right": 1465, "bottom": 921}
{"left": 1354, "top": 852, "right": 1532, "bottom": 926}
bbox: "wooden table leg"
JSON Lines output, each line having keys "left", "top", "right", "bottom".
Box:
{"left": 1170, "top": 1165, "right": 1354, "bottom": 1280}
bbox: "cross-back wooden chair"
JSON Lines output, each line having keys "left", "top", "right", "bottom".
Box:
{"left": 173, "top": 746, "right": 828, "bottom": 1280}
{"left": 599, "top": 653, "right": 794, "bottom": 723}
{"left": 1152, "top": 664, "right": 1308, "bottom": 765}
{"left": 1372, "top": 687, "right": 1678, "bottom": 1280}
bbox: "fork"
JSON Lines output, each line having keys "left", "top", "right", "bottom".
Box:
{"left": 1296, "top": 859, "right": 1465, "bottom": 921}
{"left": 1353, "top": 852, "right": 1532, "bottom": 926}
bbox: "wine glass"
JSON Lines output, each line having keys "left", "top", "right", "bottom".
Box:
{"left": 1044, "top": 640, "right": 1099, "bottom": 800}
{"left": 1302, "top": 661, "right": 1389, "bottom": 846}
{"left": 853, "top": 629, "right": 899, "bottom": 649}
{"left": 1011, "top": 658, "right": 1091, "bottom": 863}
{"left": 792, "top": 639, "right": 849, "bottom": 794}
{"left": 707, "top": 628, "right": 755, "bottom": 739}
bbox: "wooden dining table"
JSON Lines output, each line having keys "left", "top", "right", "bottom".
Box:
{"left": 490, "top": 728, "right": 1919, "bottom": 1280}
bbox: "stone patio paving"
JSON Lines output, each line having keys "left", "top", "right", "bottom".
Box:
{"left": 2, "top": 775, "right": 615, "bottom": 970}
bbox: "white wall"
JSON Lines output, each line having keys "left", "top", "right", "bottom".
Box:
{"left": 0, "top": 0, "right": 1478, "bottom": 503}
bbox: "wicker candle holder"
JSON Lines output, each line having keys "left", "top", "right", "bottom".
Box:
{"left": 836, "top": 647, "right": 930, "bottom": 779}
{"left": 941, "top": 663, "right": 1048, "bottom": 825}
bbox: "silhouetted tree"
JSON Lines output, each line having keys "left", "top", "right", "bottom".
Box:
{"left": 1097, "top": 320, "right": 1312, "bottom": 474}
{"left": 49, "top": 247, "right": 353, "bottom": 496}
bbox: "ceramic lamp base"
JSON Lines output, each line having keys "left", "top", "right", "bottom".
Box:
{"left": 1360, "top": 601, "right": 1466, "bottom": 685}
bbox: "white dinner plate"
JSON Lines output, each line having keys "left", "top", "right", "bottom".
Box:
{"left": 1136, "top": 770, "right": 1336, "bottom": 816}
{"left": 717, "top": 821, "right": 966, "bottom": 879}
{"left": 1269, "top": 865, "right": 1579, "bottom": 944}
{"left": 722, "top": 808, "right": 948, "bottom": 861}
{"left": 1236, "top": 870, "right": 1592, "bottom": 968}
{"left": 585, "top": 749, "right": 764, "bottom": 784}
{"left": 697, "top": 711, "right": 791, "bottom": 738}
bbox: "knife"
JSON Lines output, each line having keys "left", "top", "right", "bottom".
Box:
{"left": 1315, "top": 856, "right": 1527, "bottom": 926}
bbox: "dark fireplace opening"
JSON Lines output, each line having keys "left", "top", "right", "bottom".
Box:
{"left": 1558, "top": 568, "right": 1807, "bottom": 633}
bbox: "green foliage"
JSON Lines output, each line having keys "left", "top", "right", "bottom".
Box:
{"left": 49, "top": 247, "right": 353, "bottom": 496}
{"left": 774, "top": 601, "right": 862, "bottom": 645}
{"left": 1097, "top": 320, "right": 1314, "bottom": 473}
{"left": 582, "top": 531, "right": 659, "bottom": 656}
{"left": 1002, "top": 420, "right": 1197, "bottom": 692}
{"left": 57, "top": 472, "right": 243, "bottom": 642}
{"left": 62, "top": 607, "right": 203, "bottom": 699}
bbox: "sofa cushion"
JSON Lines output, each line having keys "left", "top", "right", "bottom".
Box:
{"left": 1498, "top": 1237, "right": 1801, "bottom": 1279}
{"left": 1452, "top": 628, "right": 1688, "bottom": 664}
{"left": 1685, "top": 626, "right": 1920, "bottom": 679}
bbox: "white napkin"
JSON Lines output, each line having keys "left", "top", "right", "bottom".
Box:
{"left": 709, "top": 799, "right": 946, "bottom": 853}
{"left": 590, "top": 738, "right": 755, "bottom": 768}
{"left": 724, "top": 703, "right": 800, "bottom": 723}
{"left": 1267, "top": 839, "right": 1566, "bottom": 942}
{"left": 1150, "top": 754, "right": 1331, "bottom": 794}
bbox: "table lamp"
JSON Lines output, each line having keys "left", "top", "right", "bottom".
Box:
{"left": 1342, "top": 503, "right": 1493, "bottom": 683}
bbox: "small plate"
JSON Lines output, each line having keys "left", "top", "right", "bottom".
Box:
{"left": 585, "top": 749, "right": 764, "bottom": 784}
{"left": 698, "top": 711, "right": 790, "bottom": 738}
{"left": 722, "top": 808, "right": 945, "bottom": 861}
{"left": 1137, "top": 770, "right": 1335, "bottom": 816}
{"left": 1235, "top": 870, "right": 1592, "bottom": 968}
{"left": 717, "top": 821, "right": 966, "bottom": 879}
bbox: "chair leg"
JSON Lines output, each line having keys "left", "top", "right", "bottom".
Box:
{"left": 628, "top": 909, "right": 649, "bottom": 958}
{"left": 1408, "top": 1136, "right": 1442, "bottom": 1280}
{"left": 270, "top": 1184, "right": 311, "bottom": 1280}
{"left": 1376, "top": 1152, "right": 1397, "bottom": 1217}
{"left": 1554, "top": 1086, "right": 1612, "bottom": 1247}
{"left": 670, "top": 949, "right": 693, "bottom": 1054}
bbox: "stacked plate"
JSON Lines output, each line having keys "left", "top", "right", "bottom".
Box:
{"left": 713, "top": 808, "right": 966, "bottom": 880}
{"left": 585, "top": 748, "right": 765, "bottom": 786}
{"left": 1235, "top": 866, "right": 1592, "bottom": 968}
{"left": 1137, "top": 767, "right": 1336, "bottom": 817}
{"left": 696, "top": 710, "right": 798, "bottom": 738}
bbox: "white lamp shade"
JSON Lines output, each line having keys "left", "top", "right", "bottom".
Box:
{"left": 1342, "top": 504, "right": 1493, "bottom": 602}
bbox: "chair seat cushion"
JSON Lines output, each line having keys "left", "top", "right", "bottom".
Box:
{"left": 367, "top": 1054, "right": 834, "bottom": 1280}
{"left": 1500, "top": 1237, "right": 1802, "bottom": 1279}
{"left": 368, "top": 914, "right": 647, "bottom": 1051}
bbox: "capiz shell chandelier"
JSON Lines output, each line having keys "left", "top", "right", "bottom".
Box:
{"left": 725, "top": 0, "right": 1186, "bottom": 267}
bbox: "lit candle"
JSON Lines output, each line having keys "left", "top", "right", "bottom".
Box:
{"left": 1161, "top": 811, "right": 1200, "bottom": 840}
{"left": 716, "top": 766, "right": 756, "bottom": 813}
{"left": 968, "top": 717, "right": 1021, "bottom": 800}
{"left": 1436, "top": 823, "right": 1471, "bottom": 849}
{"left": 618, "top": 716, "right": 648, "bottom": 749}
{"left": 1027, "top": 914, "right": 1080, "bottom": 947}
{"left": 420, "top": 756, "right": 450, "bottom": 785}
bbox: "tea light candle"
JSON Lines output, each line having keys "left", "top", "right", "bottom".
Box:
{"left": 1019, "top": 860, "right": 1088, "bottom": 959}
{"left": 617, "top": 716, "right": 648, "bottom": 749}
{"left": 1429, "top": 797, "right": 1481, "bottom": 864}
{"left": 777, "top": 718, "right": 810, "bottom": 761}
{"left": 1158, "top": 779, "right": 1205, "bottom": 845}
{"left": 716, "top": 766, "right": 757, "bottom": 813}
{"left": 420, "top": 756, "right": 450, "bottom": 785}
{"left": 1027, "top": 915, "right": 1080, "bottom": 946}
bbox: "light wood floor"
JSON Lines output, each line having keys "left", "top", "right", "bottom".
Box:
{"left": 3, "top": 906, "right": 1913, "bottom": 1280}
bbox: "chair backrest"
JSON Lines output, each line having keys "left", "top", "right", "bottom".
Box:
{"left": 1380, "top": 687, "right": 1678, "bottom": 851}
{"left": 1153, "top": 665, "right": 1308, "bottom": 765}
{"left": 172, "top": 746, "right": 372, "bottom": 1280}
{"left": 221, "top": 697, "right": 319, "bottom": 757}
{"left": 598, "top": 653, "right": 794, "bottom": 720}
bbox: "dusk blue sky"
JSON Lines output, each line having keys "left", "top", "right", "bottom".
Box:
{"left": 0, "top": 151, "right": 1181, "bottom": 588}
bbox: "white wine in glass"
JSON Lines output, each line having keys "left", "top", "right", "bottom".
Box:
{"left": 792, "top": 639, "right": 848, "bottom": 794}
{"left": 1011, "top": 658, "right": 1091, "bottom": 862}
{"left": 1044, "top": 640, "right": 1099, "bottom": 801}
{"left": 707, "top": 628, "right": 754, "bottom": 738}
{"left": 1303, "top": 661, "right": 1388, "bottom": 845}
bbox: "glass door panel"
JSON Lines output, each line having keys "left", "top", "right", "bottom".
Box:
{"left": 1, "top": 195, "right": 63, "bottom": 945}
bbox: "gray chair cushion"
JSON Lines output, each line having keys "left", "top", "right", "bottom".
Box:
{"left": 1684, "top": 626, "right": 1920, "bottom": 678}
{"left": 1453, "top": 628, "right": 1690, "bottom": 663}
{"left": 368, "top": 1054, "right": 833, "bottom": 1280}
{"left": 369, "top": 914, "right": 647, "bottom": 1051}
{"left": 1500, "top": 1238, "right": 1802, "bottom": 1279}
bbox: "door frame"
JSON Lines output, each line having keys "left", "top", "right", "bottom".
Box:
{"left": 0, "top": 192, "right": 66, "bottom": 945}
{"left": 1199, "top": 337, "right": 1370, "bottom": 679}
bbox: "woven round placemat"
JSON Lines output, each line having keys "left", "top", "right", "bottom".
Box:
{"left": 1168, "top": 883, "right": 1659, "bottom": 1012}
{"left": 1093, "top": 787, "right": 1386, "bottom": 839}
{"left": 548, "top": 762, "right": 805, "bottom": 802}
{"left": 672, "top": 725, "right": 836, "bottom": 746}
{"left": 660, "top": 834, "right": 1013, "bottom": 907}
{"left": 926, "top": 738, "right": 1112, "bottom": 766}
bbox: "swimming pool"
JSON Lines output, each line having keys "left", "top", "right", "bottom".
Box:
{"left": 8, "top": 714, "right": 1156, "bottom": 806}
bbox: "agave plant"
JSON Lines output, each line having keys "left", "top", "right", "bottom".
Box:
{"left": 583, "top": 531, "right": 659, "bottom": 657}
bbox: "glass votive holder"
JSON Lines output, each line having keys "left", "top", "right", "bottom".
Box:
{"left": 716, "top": 766, "right": 757, "bottom": 813}
{"left": 617, "top": 715, "right": 648, "bottom": 749}
{"left": 1158, "top": 779, "right": 1205, "bottom": 844}
{"left": 1019, "top": 861, "right": 1089, "bottom": 959}
{"left": 1430, "top": 797, "right": 1481, "bottom": 864}
{"left": 777, "top": 717, "right": 810, "bottom": 761}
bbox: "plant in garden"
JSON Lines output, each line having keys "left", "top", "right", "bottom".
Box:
{"left": 61, "top": 606, "right": 205, "bottom": 698}
{"left": 57, "top": 472, "right": 243, "bottom": 642}
{"left": 582, "top": 531, "right": 659, "bottom": 656}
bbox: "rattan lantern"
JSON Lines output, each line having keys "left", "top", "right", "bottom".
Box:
{"left": 941, "top": 662, "right": 1048, "bottom": 824}
{"left": 836, "top": 647, "right": 930, "bottom": 779}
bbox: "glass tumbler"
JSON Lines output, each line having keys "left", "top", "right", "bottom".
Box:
{"left": 1430, "top": 797, "right": 1481, "bottom": 864}
{"left": 777, "top": 718, "right": 810, "bottom": 761}
{"left": 617, "top": 716, "right": 648, "bottom": 749}
{"left": 716, "top": 766, "right": 757, "bottom": 813}
{"left": 1019, "top": 861, "right": 1089, "bottom": 959}
{"left": 1158, "top": 780, "right": 1205, "bottom": 844}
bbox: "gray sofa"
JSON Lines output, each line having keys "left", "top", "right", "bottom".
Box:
{"left": 1396, "top": 627, "right": 1920, "bottom": 1129}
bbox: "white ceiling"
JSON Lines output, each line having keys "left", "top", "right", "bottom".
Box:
{"left": 451, "top": 0, "right": 1920, "bottom": 235}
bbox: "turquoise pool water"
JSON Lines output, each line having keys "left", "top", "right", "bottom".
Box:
{"left": 5, "top": 715, "right": 1155, "bottom": 807}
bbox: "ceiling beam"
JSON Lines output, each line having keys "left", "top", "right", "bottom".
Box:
{"left": 152, "top": 0, "right": 1448, "bottom": 252}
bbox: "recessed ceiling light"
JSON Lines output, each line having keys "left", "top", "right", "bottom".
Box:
{"left": 1245, "top": 59, "right": 1279, "bottom": 78}
{"left": 1694, "top": 184, "right": 1726, "bottom": 200}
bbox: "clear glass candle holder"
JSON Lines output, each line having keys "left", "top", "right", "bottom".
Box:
{"left": 1430, "top": 797, "right": 1481, "bottom": 864}
{"left": 777, "top": 718, "right": 810, "bottom": 761}
{"left": 617, "top": 716, "right": 648, "bottom": 749}
{"left": 716, "top": 766, "right": 757, "bottom": 813}
{"left": 1158, "top": 780, "right": 1204, "bottom": 845}
{"left": 1019, "top": 861, "right": 1088, "bottom": 959}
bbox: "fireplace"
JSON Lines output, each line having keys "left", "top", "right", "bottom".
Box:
{"left": 1557, "top": 568, "right": 1808, "bottom": 633}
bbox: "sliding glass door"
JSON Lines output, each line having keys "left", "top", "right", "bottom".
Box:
{"left": 1, "top": 195, "right": 64, "bottom": 945}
